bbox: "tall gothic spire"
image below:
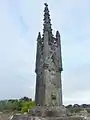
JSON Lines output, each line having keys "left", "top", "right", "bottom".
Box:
{"left": 43, "top": 3, "right": 52, "bottom": 35}
{"left": 35, "top": 3, "right": 63, "bottom": 107}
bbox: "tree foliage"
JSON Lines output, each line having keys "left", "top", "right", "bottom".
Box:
{"left": 0, "top": 97, "right": 35, "bottom": 113}
{"left": 1, "top": 99, "right": 90, "bottom": 114}
{"left": 66, "top": 104, "right": 90, "bottom": 113}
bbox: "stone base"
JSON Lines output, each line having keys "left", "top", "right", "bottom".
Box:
{"left": 29, "top": 116, "right": 85, "bottom": 120}
{"left": 29, "top": 106, "right": 71, "bottom": 117}
{"left": 11, "top": 106, "right": 85, "bottom": 120}
{"left": 12, "top": 115, "right": 85, "bottom": 120}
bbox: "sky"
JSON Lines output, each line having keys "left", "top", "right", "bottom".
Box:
{"left": 0, "top": 0, "right": 90, "bottom": 105}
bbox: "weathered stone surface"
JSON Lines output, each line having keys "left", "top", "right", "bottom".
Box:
{"left": 29, "top": 106, "right": 71, "bottom": 117}
{"left": 10, "top": 114, "right": 28, "bottom": 120}
{"left": 35, "top": 2, "right": 63, "bottom": 107}
{"left": 11, "top": 115, "right": 85, "bottom": 120}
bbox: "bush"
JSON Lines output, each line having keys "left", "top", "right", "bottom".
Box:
{"left": 0, "top": 97, "right": 35, "bottom": 112}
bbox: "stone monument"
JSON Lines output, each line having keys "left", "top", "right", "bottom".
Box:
{"left": 35, "top": 2, "right": 63, "bottom": 107}
{"left": 30, "top": 3, "right": 66, "bottom": 117}
{"left": 28, "top": 3, "right": 84, "bottom": 119}
{"left": 11, "top": 3, "right": 85, "bottom": 120}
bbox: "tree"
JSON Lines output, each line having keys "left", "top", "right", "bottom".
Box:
{"left": 0, "top": 97, "right": 35, "bottom": 112}
{"left": 21, "top": 101, "right": 35, "bottom": 113}
{"left": 73, "top": 104, "right": 80, "bottom": 108}
{"left": 20, "top": 97, "right": 32, "bottom": 101}
{"left": 66, "top": 104, "right": 72, "bottom": 109}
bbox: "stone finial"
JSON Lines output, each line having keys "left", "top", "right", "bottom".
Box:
{"left": 43, "top": 3, "right": 52, "bottom": 34}
{"left": 37, "top": 32, "right": 41, "bottom": 40}
{"left": 44, "top": 3, "right": 48, "bottom": 7}
{"left": 56, "top": 31, "right": 60, "bottom": 38}
{"left": 44, "top": 3, "right": 49, "bottom": 13}
{"left": 56, "top": 31, "right": 61, "bottom": 46}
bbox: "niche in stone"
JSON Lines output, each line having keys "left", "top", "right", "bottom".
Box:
{"left": 51, "top": 93, "right": 56, "bottom": 100}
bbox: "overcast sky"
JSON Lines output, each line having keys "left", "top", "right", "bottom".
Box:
{"left": 0, "top": 0, "right": 90, "bottom": 105}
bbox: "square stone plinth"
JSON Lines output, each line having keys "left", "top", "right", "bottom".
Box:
{"left": 29, "top": 106, "right": 71, "bottom": 117}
